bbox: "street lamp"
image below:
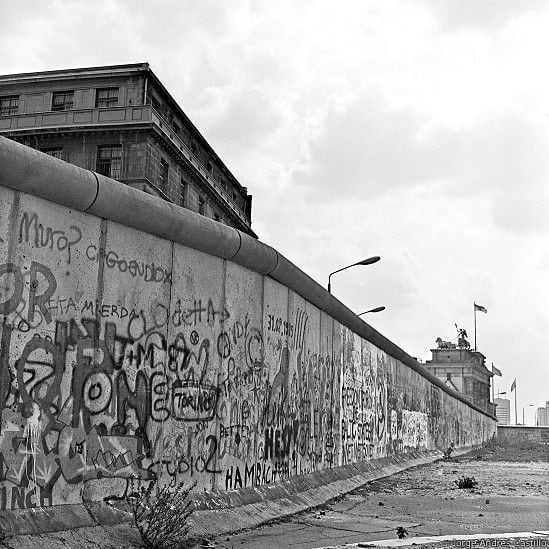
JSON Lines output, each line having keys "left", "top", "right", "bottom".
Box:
{"left": 358, "top": 306, "right": 386, "bottom": 315}
{"left": 522, "top": 404, "right": 534, "bottom": 426}
{"left": 328, "top": 256, "right": 380, "bottom": 293}
{"left": 496, "top": 391, "right": 507, "bottom": 398}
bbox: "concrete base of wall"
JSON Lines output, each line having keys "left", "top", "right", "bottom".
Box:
{"left": 0, "top": 447, "right": 479, "bottom": 538}
{"left": 497, "top": 426, "right": 549, "bottom": 444}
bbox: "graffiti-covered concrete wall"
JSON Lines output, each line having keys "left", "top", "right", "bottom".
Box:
{"left": 0, "top": 137, "right": 495, "bottom": 513}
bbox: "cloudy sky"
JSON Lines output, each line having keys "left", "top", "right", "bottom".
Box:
{"left": 1, "top": 0, "right": 547, "bottom": 423}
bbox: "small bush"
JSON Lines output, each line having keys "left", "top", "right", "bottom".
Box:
{"left": 443, "top": 443, "right": 455, "bottom": 460}
{"left": 455, "top": 476, "right": 478, "bottom": 489}
{"left": 127, "top": 476, "right": 196, "bottom": 549}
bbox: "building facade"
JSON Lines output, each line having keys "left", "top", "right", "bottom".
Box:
{"left": 424, "top": 344, "right": 494, "bottom": 415}
{"left": 494, "top": 397, "right": 510, "bottom": 425}
{"left": 0, "top": 63, "right": 255, "bottom": 236}
{"left": 535, "top": 402, "right": 549, "bottom": 427}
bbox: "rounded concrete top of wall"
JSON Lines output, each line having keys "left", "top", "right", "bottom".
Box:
{"left": 0, "top": 135, "right": 494, "bottom": 419}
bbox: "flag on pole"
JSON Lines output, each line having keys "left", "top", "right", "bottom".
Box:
{"left": 474, "top": 303, "right": 488, "bottom": 313}
{"left": 511, "top": 379, "right": 516, "bottom": 391}
{"left": 492, "top": 363, "right": 502, "bottom": 377}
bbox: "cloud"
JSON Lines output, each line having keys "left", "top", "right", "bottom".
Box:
{"left": 0, "top": 1, "right": 147, "bottom": 74}
{"left": 492, "top": 189, "right": 549, "bottom": 234}
{"left": 293, "top": 89, "right": 549, "bottom": 234}
{"left": 1, "top": 0, "right": 548, "bottom": 410}
{"left": 293, "top": 90, "right": 436, "bottom": 199}
{"left": 421, "top": 0, "right": 546, "bottom": 32}
{"left": 207, "top": 87, "right": 284, "bottom": 148}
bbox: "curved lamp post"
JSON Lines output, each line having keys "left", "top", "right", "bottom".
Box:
{"left": 358, "top": 306, "right": 386, "bottom": 315}
{"left": 328, "top": 256, "right": 380, "bottom": 293}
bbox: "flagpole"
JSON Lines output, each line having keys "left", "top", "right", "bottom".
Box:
{"left": 515, "top": 382, "right": 518, "bottom": 425}
{"left": 474, "top": 302, "right": 477, "bottom": 351}
{"left": 491, "top": 363, "right": 495, "bottom": 403}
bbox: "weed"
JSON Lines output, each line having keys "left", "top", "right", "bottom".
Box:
{"left": 455, "top": 476, "right": 478, "bottom": 489}
{"left": 126, "top": 476, "right": 196, "bottom": 549}
{"left": 443, "top": 443, "right": 456, "bottom": 460}
{"left": 396, "top": 526, "right": 408, "bottom": 539}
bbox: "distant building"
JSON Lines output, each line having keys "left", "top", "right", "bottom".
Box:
{"left": 0, "top": 63, "right": 255, "bottom": 237}
{"left": 494, "top": 398, "right": 510, "bottom": 425}
{"left": 535, "top": 402, "right": 549, "bottom": 427}
{"left": 424, "top": 344, "right": 494, "bottom": 414}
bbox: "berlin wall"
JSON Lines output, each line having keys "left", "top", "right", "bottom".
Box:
{"left": 0, "top": 137, "right": 495, "bottom": 513}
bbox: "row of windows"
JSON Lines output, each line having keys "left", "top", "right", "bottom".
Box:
{"left": 2, "top": 88, "right": 244, "bottom": 210}
{"left": 40, "top": 145, "right": 221, "bottom": 221}
{"left": 165, "top": 158, "right": 219, "bottom": 219}
{"left": 40, "top": 144, "right": 122, "bottom": 179}
{"left": 149, "top": 94, "right": 244, "bottom": 207}
{"left": 0, "top": 87, "right": 119, "bottom": 116}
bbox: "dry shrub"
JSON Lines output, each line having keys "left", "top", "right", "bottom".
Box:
{"left": 443, "top": 442, "right": 456, "bottom": 460}
{"left": 455, "top": 476, "right": 478, "bottom": 489}
{"left": 127, "top": 477, "right": 196, "bottom": 549}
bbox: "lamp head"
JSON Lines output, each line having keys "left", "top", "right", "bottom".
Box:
{"left": 359, "top": 306, "right": 386, "bottom": 315}
{"left": 358, "top": 256, "right": 381, "bottom": 266}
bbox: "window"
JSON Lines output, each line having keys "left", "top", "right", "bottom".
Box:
{"left": 41, "top": 147, "right": 63, "bottom": 159}
{"left": 179, "top": 178, "right": 187, "bottom": 207}
{"left": 52, "top": 91, "right": 74, "bottom": 111}
{"left": 198, "top": 196, "right": 206, "bottom": 215}
{"left": 151, "top": 97, "right": 161, "bottom": 112}
{"left": 159, "top": 158, "right": 169, "bottom": 192}
{"left": 95, "top": 88, "right": 119, "bottom": 108}
{"left": 0, "top": 95, "right": 19, "bottom": 116}
{"left": 96, "top": 145, "right": 122, "bottom": 180}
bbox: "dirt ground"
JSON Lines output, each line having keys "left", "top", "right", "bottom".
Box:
{"left": 460, "top": 437, "right": 549, "bottom": 462}
{"left": 220, "top": 439, "right": 549, "bottom": 549}
{"left": 358, "top": 458, "right": 549, "bottom": 499}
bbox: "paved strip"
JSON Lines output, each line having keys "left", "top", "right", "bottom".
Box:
{"left": 322, "top": 531, "right": 549, "bottom": 548}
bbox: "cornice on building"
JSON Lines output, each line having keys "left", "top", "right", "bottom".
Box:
{"left": 0, "top": 63, "right": 255, "bottom": 236}
{"left": 0, "top": 63, "right": 150, "bottom": 84}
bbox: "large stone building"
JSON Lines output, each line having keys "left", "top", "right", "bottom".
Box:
{"left": 535, "top": 402, "right": 549, "bottom": 427}
{"left": 424, "top": 340, "right": 494, "bottom": 414}
{"left": 494, "top": 397, "right": 510, "bottom": 425}
{"left": 0, "top": 63, "right": 255, "bottom": 237}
